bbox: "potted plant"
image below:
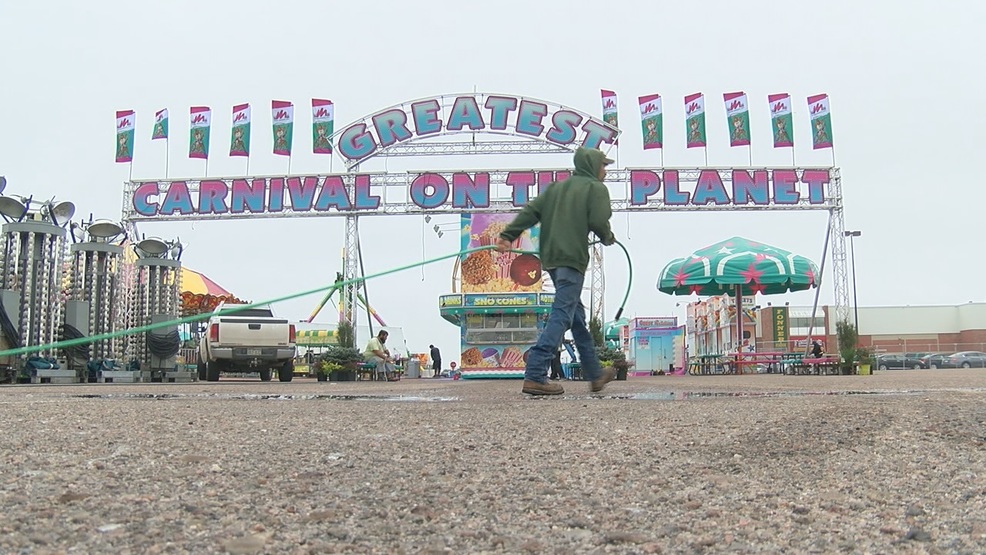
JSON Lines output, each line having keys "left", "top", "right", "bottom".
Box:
{"left": 836, "top": 320, "right": 858, "bottom": 375}
{"left": 596, "top": 346, "right": 634, "bottom": 381}
{"left": 856, "top": 347, "right": 875, "bottom": 375}
{"left": 314, "top": 360, "right": 341, "bottom": 382}
{"left": 322, "top": 345, "right": 364, "bottom": 381}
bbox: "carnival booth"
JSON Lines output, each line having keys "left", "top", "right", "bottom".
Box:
{"left": 440, "top": 213, "right": 548, "bottom": 379}
{"left": 627, "top": 317, "right": 686, "bottom": 375}
{"left": 439, "top": 292, "right": 553, "bottom": 378}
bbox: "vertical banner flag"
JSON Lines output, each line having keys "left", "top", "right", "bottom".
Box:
{"left": 807, "top": 94, "right": 833, "bottom": 149}
{"left": 601, "top": 90, "right": 619, "bottom": 129}
{"left": 188, "top": 106, "right": 211, "bottom": 159}
{"left": 684, "top": 93, "right": 706, "bottom": 148}
{"left": 229, "top": 103, "right": 251, "bottom": 157}
{"left": 272, "top": 100, "right": 294, "bottom": 156}
{"left": 312, "top": 99, "right": 334, "bottom": 154}
{"left": 768, "top": 93, "right": 794, "bottom": 148}
{"left": 115, "top": 110, "right": 135, "bottom": 163}
{"left": 723, "top": 92, "right": 751, "bottom": 147}
{"left": 151, "top": 109, "right": 168, "bottom": 140}
{"left": 638, "top": 94, "right": 663, "bottom": 150}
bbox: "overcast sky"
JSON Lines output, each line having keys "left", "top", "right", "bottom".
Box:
{"left": 1, "top": 1, "right": 982, "bottom": 361}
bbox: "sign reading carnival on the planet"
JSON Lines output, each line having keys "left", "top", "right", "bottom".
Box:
{"left": 123, "top": 92, "right": 835, "bottom": 221}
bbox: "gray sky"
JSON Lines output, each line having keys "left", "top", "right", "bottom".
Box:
{"left": 1, "top": 1, "right": 982, "bottom": 360}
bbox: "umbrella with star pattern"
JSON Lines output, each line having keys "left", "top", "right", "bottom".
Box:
{"left": 658, "top": 237, "right": 819, "bottom": 354}
{"left": 658, "top": 236, "right": 818, "bottom": 297}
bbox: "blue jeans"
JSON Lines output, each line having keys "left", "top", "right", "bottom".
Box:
{"left": 524, "top": 267, "right": 603, "bottom": 383}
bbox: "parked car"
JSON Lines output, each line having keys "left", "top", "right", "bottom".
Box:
{"left": 921, "top": 353, "right": 952, "bottom": 369}
{"left": 940, "top": 351, "right": 986, "bottom": 368}
{"left": 875, "top": 353, "right": 924, "bottom": 370}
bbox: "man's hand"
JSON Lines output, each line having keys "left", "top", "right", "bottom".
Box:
{"left": 495, "top": 237, "right": 513, "bottom": 253}
{"left": 602, "top": 232, "right": 616, "bottom": 246}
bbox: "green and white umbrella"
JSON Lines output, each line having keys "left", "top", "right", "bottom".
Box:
{"left": 658, "top": 237, "right": 819, "bottom": 351}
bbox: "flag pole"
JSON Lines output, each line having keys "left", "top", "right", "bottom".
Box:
{"left": 748, "top": 145, "right": 753, "bottom": 167}
{"left": 165, "top": 137, "right": 170, "bottom": 178}
{"left": 704, "top": 146, "right": 709, "bottom": 167}
{"left": 246, "top": 156, "right": 250, "bottom": 178}
{"left": 204, "top": 159, "right": 209, "bottom": 178}
{"left": 287, "top": 155, "right": 292, "bottom": 175}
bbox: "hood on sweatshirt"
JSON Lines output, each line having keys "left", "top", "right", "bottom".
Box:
{"left": 572, "top": 147, "right": 614, "bottom": 178}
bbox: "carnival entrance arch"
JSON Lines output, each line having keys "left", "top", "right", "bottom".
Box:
{"left": 122, "top": 92, "right": 849, "bottom": 329}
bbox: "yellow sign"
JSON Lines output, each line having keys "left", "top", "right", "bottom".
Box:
{"left": 773, "top": 307, "right": 789, "bottom": 343}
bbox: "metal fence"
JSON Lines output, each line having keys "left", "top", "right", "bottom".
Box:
{"left": 753, "top": 339, "right": 986, "bottom": 355}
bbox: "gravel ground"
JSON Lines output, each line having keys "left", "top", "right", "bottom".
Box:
{"left": 1, "top": 369, "right": 984, "bottom": 554}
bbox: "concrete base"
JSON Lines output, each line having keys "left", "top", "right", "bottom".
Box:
{"left": 32, "top": 369, "right": 79, "bottom": 384}
{"left": 99, "top": 370, "right": 144, "bottom": 383}
{"left": 164, "top": 370, "right": 196, "bottom": 383}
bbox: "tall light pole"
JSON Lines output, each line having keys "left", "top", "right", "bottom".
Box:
{"left": 843, "top": 230, "right": 861, "bottom": 333}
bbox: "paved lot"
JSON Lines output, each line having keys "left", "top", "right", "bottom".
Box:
{"left": 1, "top": 369, "right": 984, "bottom": 554}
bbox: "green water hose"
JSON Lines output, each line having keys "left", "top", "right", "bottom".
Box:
{"left": 0, "top": 241, "right": 633, "bottom": 358}
{"left": 611, "top": 239, "right": 632, "bottom": 321}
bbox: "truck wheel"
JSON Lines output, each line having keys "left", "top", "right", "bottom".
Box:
{"left": 278, "top": 360, "right": 294, "bottom": 382}
{"left": 259, "top": 368, "right": 272, "bottom": 381}
{"left": 197, "top": 357, "right": 207, "bottom": 381}
{"left": 206, "top": 361, "right": 220, "bottom": 382}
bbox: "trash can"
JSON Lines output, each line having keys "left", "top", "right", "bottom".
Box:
{"left": 406, "top": 359, "right": 421, "bottom": 379}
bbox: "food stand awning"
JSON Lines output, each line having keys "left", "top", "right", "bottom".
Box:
{"left": 295, "top": 329, "right": 336, "bottom": 346}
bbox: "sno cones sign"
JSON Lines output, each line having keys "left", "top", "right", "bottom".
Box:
{"left": 601, "top": 90, "right": 619, "bottom": 129}
{"left": 684, "top": 93, "right": 706, "bottom": 148}
{"left": 723, "top": 92, "right": 750, "bottom": 147}
{"left": 808, "top": 94, "right": 833, "bottom": 149}
{"left": 188, "top": 106, "right": 211, "bottom": 159}
{"left": 312, "top": 99, "right": 334, "bottom": 154}
{"left": 768, "top": 93, "right": 794, "bottom": 148}
{"left": 638, "top": 94, "right": 663, "bottom": 150}
{"left": 151, "top": 109, "right": 168, "bottom": 140}
{"left": 229, "top": 103, "right": 251, "bottom": 157}
{"left": 115, "top": 110, "right": 134, "bottom": 163}
{"left": 272, "top": 100, "right": 294, "bottom": 156}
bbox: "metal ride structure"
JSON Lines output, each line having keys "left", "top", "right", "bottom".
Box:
{"left": 128, "top": 237, "right": 185, "bottom": 382}
{"left": 0, "top": 194, "right": 75, "bottom": 382}
{"left": 121, "top": 92, "right": 849, "bottom": 336}
{"left": 65, "top": 219, "right": 128, "bottom": 367}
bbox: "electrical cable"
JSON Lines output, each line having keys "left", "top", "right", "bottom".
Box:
{"left": 60, "top": 324, "right": 90, "bottom": 360}
{"left": 146, "top": 329, "right": 181, "bottom": 358}
{"left": 0, "top": 297, "right": 21, "bottom": 349}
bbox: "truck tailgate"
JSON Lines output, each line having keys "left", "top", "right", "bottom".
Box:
{"left": 217, "top": 318, "right": 291, "bottom": 346}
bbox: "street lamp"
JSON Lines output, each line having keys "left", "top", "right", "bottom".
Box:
{"left": 843, "top": 230, "right": 862, "bottom": 332}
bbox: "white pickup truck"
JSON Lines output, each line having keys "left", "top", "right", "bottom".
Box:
{"left": 197, "top": 303, "right": 296, "bottom": 382}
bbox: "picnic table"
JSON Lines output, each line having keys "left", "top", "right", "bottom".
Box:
{"left": 788, "top": 356, "right": 843, "bottom": 375}
{"left": 688, "top": 352, "right": 806, "bottom": 375}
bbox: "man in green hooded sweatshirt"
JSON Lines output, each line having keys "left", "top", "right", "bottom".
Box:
{"left": 496, "top": 147, "right": 617, "bottom": 395}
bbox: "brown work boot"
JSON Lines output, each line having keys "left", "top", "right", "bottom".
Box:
{"left": 590, "top": 367, "right": 617, "bottom": 393}
{"left": 522, "top": 380, "right": 564, "bottom": 395}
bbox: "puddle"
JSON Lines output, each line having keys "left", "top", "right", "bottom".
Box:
{"left": 69, "top": 393, "right": 458, "bottom": 402}
{"left": 66, "top": 387, "right": 986, "bottom": 403}
{"left": 621, "top": 389, "right": 922, "bottom": 401}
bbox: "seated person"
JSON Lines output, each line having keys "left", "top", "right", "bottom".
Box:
{"left": 810, "top": 341, "right": 824, "bottom": 358}
{"left": 364, "top": 330, "right": 398, "bottom": 381}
